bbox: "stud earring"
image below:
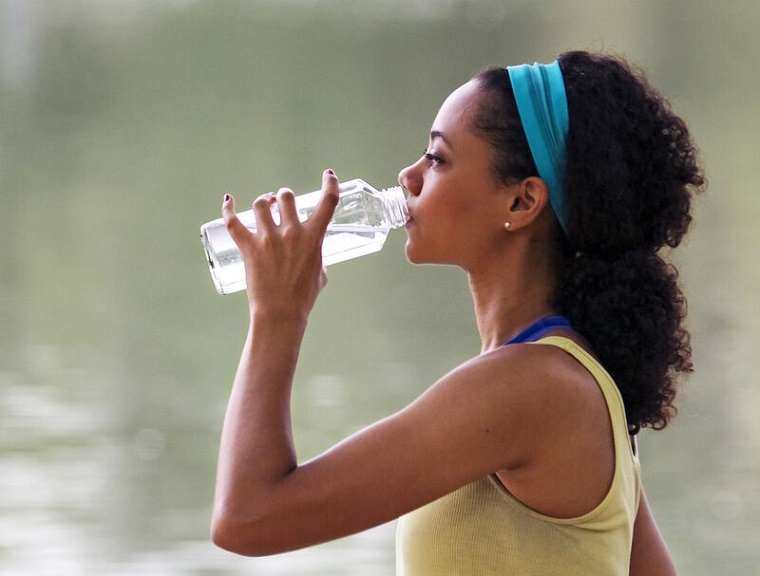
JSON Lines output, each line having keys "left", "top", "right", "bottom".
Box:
{"left": 504, "top": 221, "right": 512, "bottom": 231}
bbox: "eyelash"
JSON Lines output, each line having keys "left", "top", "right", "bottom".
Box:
{"left": 423, "top": 150, "right": 444, "bottom": 166}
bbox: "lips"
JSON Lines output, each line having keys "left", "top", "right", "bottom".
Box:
{"left": 404, "top": 203, "right": 415, "bottom": 226}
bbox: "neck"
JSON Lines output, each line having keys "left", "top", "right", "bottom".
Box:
{"left": 468, "top": 242, "right": 558, "bottom": 354}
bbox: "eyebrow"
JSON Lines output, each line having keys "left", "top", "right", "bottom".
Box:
{"left": 430, "top": 130, "right": 452, "bottom": 148}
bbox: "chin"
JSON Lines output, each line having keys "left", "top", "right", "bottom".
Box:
{"left": 404, "top": 243, "right": 422, "bottom": 264}
{"left": 405, "top": 244, "right": 448, "bottom": 266}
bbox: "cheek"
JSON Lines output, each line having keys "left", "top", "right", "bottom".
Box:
{"left": 438, "top": 197, "right": 483, "bottom": 233}
{"left": 444, "top": 197, "right": 506, "bottom": 253}
{"left": 422, "top": 189, "right": 470, "bottom": 221}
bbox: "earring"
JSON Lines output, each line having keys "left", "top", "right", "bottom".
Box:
{"left": 503, "top": 221, "right": 512, "bottom": 231}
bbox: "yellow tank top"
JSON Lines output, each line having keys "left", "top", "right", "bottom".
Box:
{"left": 395, "top": 337, "right": 641, "bottom": 576}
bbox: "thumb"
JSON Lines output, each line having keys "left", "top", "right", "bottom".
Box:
{"left": 221, "top": 194, "right": 251, "bottom": 247}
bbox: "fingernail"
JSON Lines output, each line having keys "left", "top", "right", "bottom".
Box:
{"left": 326, "top": 169, "right": 335, "bottom": 176}
{"left": 223, "top": 194, "right": 230, "bottom": 202}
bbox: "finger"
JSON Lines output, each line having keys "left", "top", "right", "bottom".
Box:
{"left": 309, "top": 169, "right": 340, "bottom": 234}
{"left": 252, "top": 192, "right": 277, "bottom": 233}
{"left": 222, "top": 193, "right": 253, "bottom": 247}
{"left": 276, "top": 187, "right": 299, "bottom": 227}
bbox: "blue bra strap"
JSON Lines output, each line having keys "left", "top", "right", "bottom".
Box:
{"left": 504, "top": 315, "right": 573, "bottom": 345}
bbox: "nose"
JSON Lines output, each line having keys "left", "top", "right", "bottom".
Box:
{"left": 398, "top": 159, "right": 422, "bottom": 197}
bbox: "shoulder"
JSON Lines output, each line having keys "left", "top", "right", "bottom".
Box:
{"left": 445, "top": 337, "right": 599, "bottom": 411}
{"left": 410, "top": 338, "right": 605, "bottom": 471}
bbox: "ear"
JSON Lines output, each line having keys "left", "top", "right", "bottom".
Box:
{"left": 504, "top": 176, "right": 551, "bottom": 230}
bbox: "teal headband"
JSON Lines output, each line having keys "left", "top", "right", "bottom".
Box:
{"left": 507, "top": 60, "right": 570, "bottom": 235}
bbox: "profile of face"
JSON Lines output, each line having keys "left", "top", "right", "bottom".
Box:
{"left": 398, "top": 80, "right": 514, "bottom": 271}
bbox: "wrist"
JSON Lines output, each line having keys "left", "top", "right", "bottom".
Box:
{"left": 250, "top": 308, "right": 309, "bottom": 335}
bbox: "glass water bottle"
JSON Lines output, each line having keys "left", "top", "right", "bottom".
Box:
{"left": 200, "top": 179, "right": 408, "bottom": 295}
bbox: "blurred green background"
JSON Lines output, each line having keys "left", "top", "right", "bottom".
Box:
{"left": 1, "top": 0, "right": 759, "bottom": 574}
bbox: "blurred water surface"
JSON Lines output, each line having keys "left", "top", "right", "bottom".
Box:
{"left": 1, "top": 0, "right": 759, "bottom": 574}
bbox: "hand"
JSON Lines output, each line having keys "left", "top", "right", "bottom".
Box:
{"left": 222, "top": 169, "right": 340, "bottom": 321}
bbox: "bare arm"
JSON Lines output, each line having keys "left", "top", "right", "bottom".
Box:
{"left": 210, "top": 171, "right": 598, "bottom": 556}
{"left": 629, "top": 489, "right": 677, "bottom": 576}
{"left": 211, "top": 315, "right": 561, "bottom": 555}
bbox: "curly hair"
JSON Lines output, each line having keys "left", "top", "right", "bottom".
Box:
{"left": 473, "top": 51, "right": 705, "bottom": 434}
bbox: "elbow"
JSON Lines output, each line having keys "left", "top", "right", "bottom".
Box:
{"left": 211, "top": 510, "right": 273, "bottom": 557}
{"left": 211, "top": 518, "right": 244, "bottom": 556}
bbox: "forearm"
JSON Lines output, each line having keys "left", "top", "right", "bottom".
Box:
{"left": 213, "top": 314, "right": 307, "bottom": 534}
{"left": 212, "top": 171, "right": 340, "bottom": 554}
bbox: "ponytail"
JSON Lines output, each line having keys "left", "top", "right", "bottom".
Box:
{"left": 555, "top": 51, "right": 704, "bottom": 432}
{"left": 555, "top": 251, "right": 690, "bottom": 433}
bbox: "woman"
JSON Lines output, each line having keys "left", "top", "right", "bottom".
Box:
{"left": 211, "top": 51, "right": 704, "bottom": 574}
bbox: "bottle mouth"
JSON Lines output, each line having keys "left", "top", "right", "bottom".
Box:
{"left": 383, "top": 185, "right": 409, "bottom": 228}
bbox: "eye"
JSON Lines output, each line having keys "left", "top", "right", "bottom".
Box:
{"left": 423, "top": 150, "right": 444, "bottom": 167}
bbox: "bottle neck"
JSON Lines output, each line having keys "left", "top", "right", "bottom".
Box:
{"left": 380, "top": 186, "right": 408, "bottom": 229}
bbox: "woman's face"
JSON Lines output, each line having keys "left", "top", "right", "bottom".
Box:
{"left": 398, "top": 80, "right": 511, "bottom": 270}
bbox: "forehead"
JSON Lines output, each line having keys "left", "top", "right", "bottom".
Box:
{"left": 431, "top": 80, "right": 482, "bottom": 136}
